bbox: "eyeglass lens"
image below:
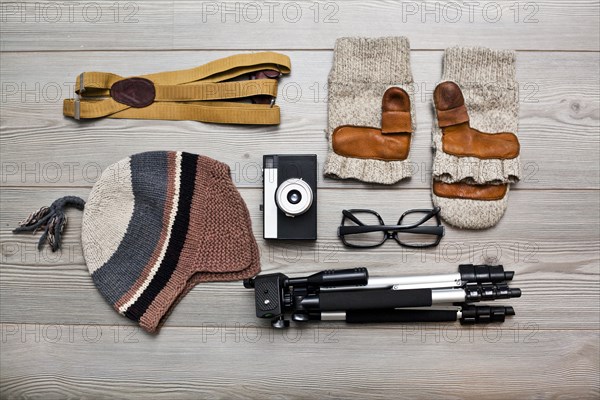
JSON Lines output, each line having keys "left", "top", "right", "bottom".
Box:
{"left": 342, "top": 210, "right": 385, "bottom": 247}
{"left": 396, "top": 210, "right": 440, "bottom": 247}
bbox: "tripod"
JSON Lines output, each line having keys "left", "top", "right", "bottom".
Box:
{"left": 244, "top": 264, "right": 521, "bottom": 328}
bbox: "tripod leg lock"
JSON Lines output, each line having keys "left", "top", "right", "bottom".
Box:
{"left": 459, "top": 304, "right": 515, "bottom": 324}
{"left": 459, "top": 264, "right": 514, "bottom": 283}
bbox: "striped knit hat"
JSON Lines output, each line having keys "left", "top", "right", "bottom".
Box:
{"left": 13, "top": 151, "right": 260, "bottom": 333}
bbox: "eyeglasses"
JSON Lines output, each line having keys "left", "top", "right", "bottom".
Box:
{"left": 338, "top": 207, "right": 444, "bottom": 249}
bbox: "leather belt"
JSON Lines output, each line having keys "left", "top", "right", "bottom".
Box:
{"left": 63, "top": 52, "right": 291, "bottom": 125}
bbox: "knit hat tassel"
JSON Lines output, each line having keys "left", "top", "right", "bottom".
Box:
{"left": 13, "top": 196, "right": 86, "bottom": 252}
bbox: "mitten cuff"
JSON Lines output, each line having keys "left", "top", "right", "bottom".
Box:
{"left": 330, "top": 37, "right": 412, "bottom": 84}
{"left": 432, "top": 186, "right": 510, "bottom": 230}
{"left": 324, "top": 152, "right": 413, "bottom": 185}
{"left": 442, "top": 46, "right": 516, "bottom": 89}
{"left": 432, "top": 151, "right": 522, "bottom": 185}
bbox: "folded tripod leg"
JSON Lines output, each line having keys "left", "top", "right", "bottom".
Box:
{"left": 301, "top": 284, "right": 521, "bottom": 311}
{"left": 322, "top": 264, "right": 514, "bottom": 291}
{"left": 305, "top": 305, "right": 515, "bottom": 325}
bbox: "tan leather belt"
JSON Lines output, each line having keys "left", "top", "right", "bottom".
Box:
{"left": 63, "top": 52, "right": 291, "bottom": 125}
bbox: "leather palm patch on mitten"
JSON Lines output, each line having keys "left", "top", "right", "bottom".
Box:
{"left": 434, "top": 82, "right": 520, "bottom": 160}
{"left": 332, "top": 87, "right": 412, "bottom": 161}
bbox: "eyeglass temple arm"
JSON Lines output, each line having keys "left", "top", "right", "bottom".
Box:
{"left": 341, "top": 210, "right": 367, "bottom": 226}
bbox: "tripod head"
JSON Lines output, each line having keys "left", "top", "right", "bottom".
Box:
{"left": 243, "top": 268, "right": 368, "bottom": 327}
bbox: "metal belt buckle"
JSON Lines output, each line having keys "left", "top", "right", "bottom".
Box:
{"left": 249, "top": 68, "right": 281, "bottom": 106}
{"left": 74, "top": 72, "right": 85, "bottom": 120}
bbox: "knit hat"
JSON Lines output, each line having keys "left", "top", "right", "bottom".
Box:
{"left": 431, "top": 47, "right": 521, "bottom": 229}
{"left": 323, "top": 37, "right": 416, "bottom": 184}
{"left": 13, "top": 151, "right": 260, "bottom": 333}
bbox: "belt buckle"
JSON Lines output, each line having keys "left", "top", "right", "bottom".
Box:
{"left": 74, "top": 72, "right": 85, "bottom": 120}
{"left": 249, "top": 69, "right": 281, "bottom": 106}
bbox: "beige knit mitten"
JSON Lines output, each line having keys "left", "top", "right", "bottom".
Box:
{"left": 431, "top": 47, "right": 521, "bottom": 229}
{"left": 323, "top": 37, "right": 416, "bottom": 184}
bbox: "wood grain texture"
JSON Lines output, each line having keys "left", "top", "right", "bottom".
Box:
{"left": 1, "top": 187, "right": 598, "bottom": 329}
{"left": 1, "top": 263, "right": 597, "bottom": 330}
{"left": 1, "top": 51, "right": 598, "bottom": 189}
{"left": 1, "top": 0, "right": 599, "bottom": 51}
{"left": 1, "top": 0, "right": 599, "bottom": 398}
{"left": 3, "top": 187, "right": 599, "bottom": 267}
{"left": 0, "top": 325, "right": 598, "bottom": 399}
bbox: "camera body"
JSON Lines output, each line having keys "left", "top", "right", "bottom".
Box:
{"left": 263, "top": 154, "right": 317, "bottom": 240}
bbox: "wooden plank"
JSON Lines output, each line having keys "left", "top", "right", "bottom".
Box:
{"left": 1, "top": 187, "right": 598, "bottom": 329}
{"left": 0, "top": 0, "right": 175, "bottom": 51}
{"left": 1, "top": 262, "right": 597, "bottom": 330}
{"left": 0, "top": 325, "right": 598, "bottom": 399}
{"left": 1, "top": 1, "right": 598, "bottom": 399}
{"left": 1, "top": 51, "right": 598, "bottom": 189}
{"left": 1, "top": 1, "right": 599, "bottom": 51}
{"left": 3, "top": 188, "right": 599, "bottom": 267}
{"left": 172, "top": 0, "right": 600, "bottom": 51}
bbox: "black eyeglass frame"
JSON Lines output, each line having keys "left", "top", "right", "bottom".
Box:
{"left": 338, "top": 207, "right": 445, "bottom": 249}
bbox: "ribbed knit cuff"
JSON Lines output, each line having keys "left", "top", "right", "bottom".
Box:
{"left": 442, "top": 46, "right": 516, "bottom": 89}
{"left": 330, "top": 37, "right": 413, "bottom": 84}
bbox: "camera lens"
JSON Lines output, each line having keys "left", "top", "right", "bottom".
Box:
{"left": 275, "top": 178, "right": 313, "bottom": 217}
{"left": 287, "top": 190, "right": 302, "bottom": 205}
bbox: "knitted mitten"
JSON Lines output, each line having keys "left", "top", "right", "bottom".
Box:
{"left": 323, "top": 37, "right": 416, "bottom": 184}
{"left": 431, "top": 46, "right": 521, "bottom": 229}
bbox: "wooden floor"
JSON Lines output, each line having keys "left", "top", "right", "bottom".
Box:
{"left": 1, "top": 1, "right": 599, "bottom": 398}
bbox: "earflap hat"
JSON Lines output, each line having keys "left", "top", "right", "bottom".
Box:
{"left": 14, "top": 151, "right": 260, "bottom": 333}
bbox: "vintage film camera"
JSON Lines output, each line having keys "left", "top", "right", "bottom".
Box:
{"left": 262, "top": 154, "right": 317, "bottom": 240}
